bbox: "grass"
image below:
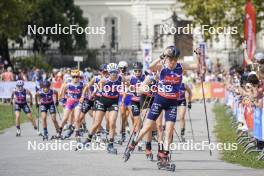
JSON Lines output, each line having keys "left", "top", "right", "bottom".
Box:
{"left": 213, "top": 104, "right": 264, "bottom": 169}
{"left": 0, "top": 104, "right": 38, "bottom": 132}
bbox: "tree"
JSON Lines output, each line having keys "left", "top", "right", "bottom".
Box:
{"left": 0, "top": 0, "right": 33, "bottom": 68}
{"left": 178, "top": 0, "right": 264, "bottom": 45}
{"left": 25, "top": 0, "right": 88, "bottom": 54}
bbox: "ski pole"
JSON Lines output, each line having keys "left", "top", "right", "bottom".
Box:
{"left": 201, "top": 81, "right": 212, "bottom": 156}
{"left": 187, "top": 109, "right": 195, "bottom": 141}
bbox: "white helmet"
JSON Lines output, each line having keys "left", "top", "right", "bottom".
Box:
{"left": 16, "top": 80, "right": 24, "bottom": 87}
{"left": 107, "top": 63, "right": 119, "bottom": 73}
{"left": 118, "top": 61, "right": 128, "bottom": 68}
{"left": 254, "top": 52, "right": 264, "bottom": 61}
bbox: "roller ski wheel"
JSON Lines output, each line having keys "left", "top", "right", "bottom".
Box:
{"left": 157, "top": 153, "right": 175, "bottom": 172}
{"left": 16, "top": 130, "right": 21, "bottom": 137}
{"left": 50, "top": 134, "right": 63, "bottom": 140}
{"left": 157, "top": 162, "right": 175, "bottom": 172}
{"left": 145, "top": 150, "right": 153, "bottom": 161}
{"left": 42, "top": 134, "right": 49, "bottom": 141}
{"left": 107, "top": 145, "right": 117, "bottom": 155}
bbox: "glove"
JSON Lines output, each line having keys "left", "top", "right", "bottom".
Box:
{"left": 10, "top": 101, "right": 13, "bottom": 105}
{"left": 30, "top": 102, "right": 33, "bottom": 106}
{"left": 36, "top": 104, "right": 39, "bottom": 108}
{"left": 56, "top": 101, "right": 59, "bottom": 106}
{"left": 187, "top": 102, "right": 192, "bottom": 109}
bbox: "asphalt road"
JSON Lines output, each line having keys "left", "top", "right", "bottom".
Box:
{"left": 0, "top": 103, "right": 263, "bottom": 176}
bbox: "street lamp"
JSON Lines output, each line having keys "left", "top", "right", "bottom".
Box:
{"left": 101, "top": 44, "right": 106, "bottom": 64}
{"left": 137, "top": 22, "right": 142, "bottom": 50}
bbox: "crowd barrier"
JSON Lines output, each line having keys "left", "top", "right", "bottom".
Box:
{"left": 191, "top": 82, "right": 225, "bottom": 100}
{"left": 225, "top": 90, "right": 264, "bottom": 160}
{"left": 0, "top": 81, "right": 225, "bottom": 100}
{"left": 0, "top": 81, "right": 36, "bottom": 98}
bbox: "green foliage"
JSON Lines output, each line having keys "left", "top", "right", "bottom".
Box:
{"left": 15, "top": 55, "right": 52, "bottom": 71}
{"left": 213, "top": 104, "right": 264, "bottom": 168}
{"left": 0, "top": 0, "right": 33, "bottom": 39}
{"left": 178, "top": 0, "right": 264, "bottom": 45}
{"left": 0, "top": 104, "right": 30, "bottom": 132}
{"left": 25, "top": 0, "right": 88, "bottom": 54}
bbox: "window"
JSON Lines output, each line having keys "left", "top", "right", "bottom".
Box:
{"left": 153, "top": 24, "right": 163, "bottom": 49}
{"left": 104, "top": 17, "right": 118, "bottom": 49}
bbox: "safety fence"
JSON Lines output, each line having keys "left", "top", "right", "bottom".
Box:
{"left": 0, "top": 81, "right": 226, "bottom": 100}
{"left": 225, "top": 90, "right": 264, "bottom": 160}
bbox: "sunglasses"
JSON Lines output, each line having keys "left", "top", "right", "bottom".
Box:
{"left": 134, "top": 70, "right": 142, "bottom": 73}
{"left": 72, "top": 76, "right": 80, "bottom": 78}
{"left": 109, "top": 71, "right": 118, "bottom": 74}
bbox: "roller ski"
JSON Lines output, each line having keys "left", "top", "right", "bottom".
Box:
{"left": 75, "top": 136, "right": 91, "bottom": 151}
{"left": 145, "top": 149, "right": 153, "bottom": 161}
{"left": 16, "top": 129, "right": 21, "bottom": 137}
{"left": 63, "top": 126, "right": 74, "bottom": 139}
{"left": 180, "top": 135, "right": 186, "bottom": 143}
{"left": 107, "top": 143, "right": 117, "bottom": 155}
{"left": 123, "top": 141, "right": 136, "bottom": 162}
{"left": 42, "top": 134, "right": 49, "bottom": 141}
{"left": 50, "top": 129, "right": 63, "bottom": 140}
{"left": 157, "top": 152, "right": 175, "bottom": 172}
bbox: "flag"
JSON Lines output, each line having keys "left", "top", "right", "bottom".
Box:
{"left": 244, "top": 0, "right": 256, "bottom": 65}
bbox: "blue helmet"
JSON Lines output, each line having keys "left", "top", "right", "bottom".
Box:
{"left": 99, "top": 64, "right": 108, "bottom": 72}
{"left": 42, "top": 80, "right": 51, "bottom": 88}
{"left": 164, "top": 46, "right": 181, "bottom": 58}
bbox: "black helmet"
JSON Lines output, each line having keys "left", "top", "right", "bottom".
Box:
{"left": 42, "top": 80, "right": 51, "bottom": 88}
{"left": 133, "top": 62, "right": 143, "bottom": 70}
{"left": 99, "top": 64, "right": 107, "bottom": 72}
{"left": 164, "top": 46, "right": 181, "bottom": 58}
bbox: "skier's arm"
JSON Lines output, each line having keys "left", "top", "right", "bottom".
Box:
{"left": 185, "top": 84, "right": 193, "bottom": 103}
{"left": 27, "top": 89, "right": 33, "bottom": 106}
{"left": 243, "top": 41, "right": 253, "bottom": 65}
{"left": 10, "top": 91, "right": 14, "bottom": 104}
{"left": 53, "top": 90, "right": 59, "bottom": 105}
{"left": 149, "top": 57, "right": 163, "bottom": 72}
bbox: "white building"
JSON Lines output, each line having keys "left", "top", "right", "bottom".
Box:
{"left": 74, "top": 0, "right": 264, "bottom": 67}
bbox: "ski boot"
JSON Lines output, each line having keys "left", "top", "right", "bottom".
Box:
{"left": 123, "top": 141, "right": 136, "bottom": 162}
{"left": 82, "top": 123, "right": 88, "bottom": 133}
{"left": 180, "top": 135, "right": 186, "bottom": 143}
{"left": 125, "top": 125, "right": 130, "bottom": 135}
{"left": 63, "top": 124, "right": 70, "bottom": 131}
{"left": 63, "top": 126, "right": 74, "bottom": 139}
{"left": 42, "top": 133, "right": 49, "bottom": 141}
{"left": 75, "top": 131, "right": 81, "bottom": 143}
{"left": 16, "top": 129, "right": 21, "bottom": 137}
{"left": 137, "top": 142, "right": 143, "bottom": 151}
{"left": 95, "top": 134, "right": 102, "bottom": 144}
{"left": 107, "top": 143, "right": 117, "bottom": 155}
{"left": 75, "top": 135, "right": 92, "bottom": 151}
{"left": 157, "top": 151, "right": 175, "bottom": 172}
{"left": 145, "top": 149, "right": 153, "bottom": 161}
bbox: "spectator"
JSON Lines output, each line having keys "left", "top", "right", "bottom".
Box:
{"left": 0, "top": 67, "right": 14, "bottom": 81}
